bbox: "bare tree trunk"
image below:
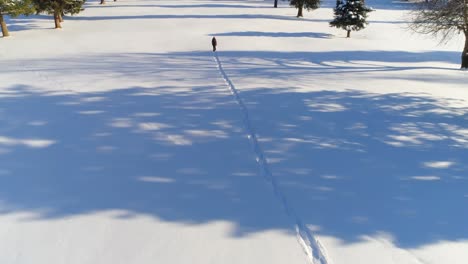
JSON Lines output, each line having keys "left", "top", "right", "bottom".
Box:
{"left": 274, "top": 0, "right": 278, "bottom": 8}
{"left": 54, "top": 11, "right": 62, "bottom": 29}
{"left": 462, "top": 32, "right": 468, "bottom": 69}
{"left": 347, "top": 30, "right": 351, "bottom": 38}
{"left": 100, "top": 0, "right": 105, "bottom": 4}
{"left": 297, "top": 4, "right": 303, "bottom": 17}
{"left": 0, "top": 14, "right": 9, "bottom": 37}
{"left": 59, "top": 13, "right": 63, "bottom": 22}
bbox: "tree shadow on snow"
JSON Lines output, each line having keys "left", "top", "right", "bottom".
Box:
{"left": 64, "top": 13, "right": 306, "bottom": 21}
{"left": 0, "top": 50, "right": 467, "bottom": 249}
{"left": 0, "top": 84, "right": 285, "bottom": 236}
{"left": 321, "top": 0, "right": 419, "bottom": 10}
{"left": 178, "top": 50, "right": 461, "bottom": 75}
{"left": 62, "top": 13, "right": 407, "bottom": 25}
{"left": 2, "top": 15, "right": 45, "bottom": 33}
{"left": 213, "top": 31, "right": 333, "bottom": 38}
{"left": 85, "top": 3, "right": 272, "bottom": 9}
{"left": 153, "top": 3, "right": 272, "bottom": 9}
{"left": 238, "top": 88, "right": 468, "bottom": 248}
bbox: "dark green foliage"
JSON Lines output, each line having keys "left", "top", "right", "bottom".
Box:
{"left": 330, "top": 0, "right": 372, "bottom": 37}
{"left": 290, "top": 0, "right": 320, "bottom": 17}
{"left": 0, "top": 0, "right": 35, "bottom": 36}
{"left": 0, "top": 0, "right": 35, "bottom": 17}
{"left": 34, "top": 0, "right": 85, "bottom": 28}
{"left": 34, "top": 0, "right": 84, "bottom": 15}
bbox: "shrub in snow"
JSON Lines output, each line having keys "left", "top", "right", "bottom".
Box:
{"left": 329, "top": 0, "right": 372, "bottom": 38}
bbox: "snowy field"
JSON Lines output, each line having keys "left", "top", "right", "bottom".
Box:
{"left": 0, "top": 0, "right": 467, "bottom": 263}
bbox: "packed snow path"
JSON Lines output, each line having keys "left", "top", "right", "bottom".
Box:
{"left": 214, "top": 52, "right": 330, "bottom": 264}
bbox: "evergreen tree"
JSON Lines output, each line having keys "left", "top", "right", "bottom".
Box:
{"left": 329, "top": 0, "right": 372, "bottom": 38}
{"left": 34, "top": 0, "right": 85, "bottom": 28}
{"left": 290, "top": 0, "right": 320, "bottom": 17}
{"left": 0, "top": 0, "right": 35, "bottom": 37}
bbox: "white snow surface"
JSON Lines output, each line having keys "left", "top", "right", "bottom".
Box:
{"left": 1, "top": 0, "right": 467, "bottom": 263}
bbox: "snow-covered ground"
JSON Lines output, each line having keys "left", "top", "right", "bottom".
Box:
{"left": 1, "top": 0, "right": 467, "bottom": 263}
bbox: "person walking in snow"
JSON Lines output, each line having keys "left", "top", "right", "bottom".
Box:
{"left": 212, "top": 37, "right": 217, "bottom": 52}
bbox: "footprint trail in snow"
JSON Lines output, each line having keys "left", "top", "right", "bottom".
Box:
{"left": 214, "top": 52, "right": 331, "bottom": 264}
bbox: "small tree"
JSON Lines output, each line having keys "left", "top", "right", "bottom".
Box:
{"left": 330, "top": 0, "right": 372, "bottom": 38}
{"left": 290, "top": 0, "right": 320, "bottom": 17}
{"left": 0, "top": 0, "right": 35, "bottom": 37}
{"left": 34, "top": 0, "right": 85, "bottom": 28}
{"left": 410, "top": 0, "right": 468, "bottom": 69}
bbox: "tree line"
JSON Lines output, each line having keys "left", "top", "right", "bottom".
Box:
{"left": 0, "top": 0, "right": 374, "bottom": 38}
{"left": 0, "top": 0, "right": 117, "bottom": 36}
{"left": 282, "top": 0, "right": 468, "bottom": 68}
{"left": 1, "top": 0, "right": 467, "bottom": 68}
